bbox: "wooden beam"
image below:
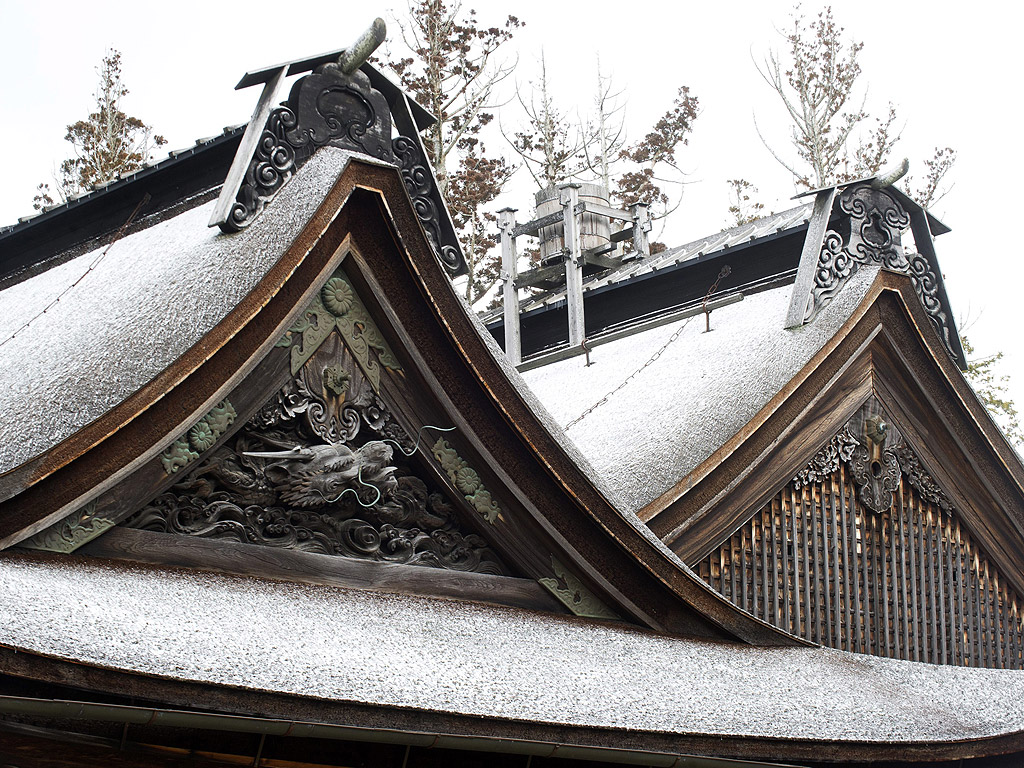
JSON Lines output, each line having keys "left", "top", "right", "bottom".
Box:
{"left": 76, "top": 527, "right": 565, "bottom": 614}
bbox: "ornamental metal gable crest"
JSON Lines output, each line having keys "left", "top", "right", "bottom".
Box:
{"left": 208, "top": 20, "right": 468, "bottom": 277}
{"left": 785, "top": 168, "right": 965, "bottom": 369}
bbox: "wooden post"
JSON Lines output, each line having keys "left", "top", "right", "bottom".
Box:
{"left": 560, "top": 184, "right": 585, "bottom": 347}
{"left": 498, "top": 208, "right": 521, "bottom": 366}
{"left": 209, "top": 65, "right": 288, "bottom": 230}
{"left": 629, "top": 202, "right": 651, "bottom": 258}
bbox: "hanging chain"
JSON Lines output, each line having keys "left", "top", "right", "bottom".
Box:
{"left": 563, "top": 265, "right": 731, "bottom": 431}
{"left": 0, "top": 193, "right": 151, "bottom": 350}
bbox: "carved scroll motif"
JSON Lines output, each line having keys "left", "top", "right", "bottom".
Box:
{"left": 539, "top": 557, "right": 619, "bottom": 620}
{"left": 793, "top": 399, "right": 956, "bottom": 516}
{"left": 793, "top": 428, "right": 860, "bottom": 488}
{"left": 803, "top": 183, "right": 954, "bottom": 358}
{"left": 393, "top": 135, "right": 462, "bottom": 274}
{"left": 19, "top": 502, "right": 116, "bottom": 553}
{"left": 125, "top": 328, "right": 504, "bottom": 575}
{"left": 222, "top": 65, "right": 393, "bottom": 232}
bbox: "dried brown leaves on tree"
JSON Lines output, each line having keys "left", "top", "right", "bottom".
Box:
{"left": 756, "top": 5, "right": 953, "bottom": 208}
{"left": 615, "top": 86, "right": 699, "bottom": 215}
{"left": 726, "top": 179, "right": 766, "bottom": 227}
{"left": 961, "top": 334, "right": 1023, "bottom": 448}
{"left": 384, "top": 0, "right": 520, "bottom": 304}
{"left": 34, "top": 50, "right": 166, "bottom": 210}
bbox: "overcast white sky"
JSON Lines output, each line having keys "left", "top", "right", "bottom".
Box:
{"left": 2, "top": 0, "right": 1021, "bottom": 425}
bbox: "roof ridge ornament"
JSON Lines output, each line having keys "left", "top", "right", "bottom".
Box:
{"left": 208, "top": 21, "right": 469, "bottom": 276}
{"left": 785, "top": 165, "right": 965, "bottom": 369}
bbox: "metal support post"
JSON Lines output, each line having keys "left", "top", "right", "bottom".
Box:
{"left": 629, "top": 202, "right": 651, "bottom": 258}
{"left": 498, "top": 208, "right": 522, "bottom": 366}
{"left": 560, "top": 184, "right": 585, "bottom": 347}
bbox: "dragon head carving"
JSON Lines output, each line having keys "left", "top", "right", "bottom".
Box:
{"left": 254, "top": 439, "right": 398, "bottom": 508}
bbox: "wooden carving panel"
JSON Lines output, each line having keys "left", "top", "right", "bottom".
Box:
{"left": 695, "top": 403, "right": 1024, "bottom": 669}
{"left": 122, "top": 329, "right": 507, "bottom": 576}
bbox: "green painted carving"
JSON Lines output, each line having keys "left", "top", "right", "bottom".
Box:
{"left": 161, "top": 400, "right": 237, "bottom": 475}
{"left": 20, "top": 502, "right": 117, "bottom": 553}
{"left": 278, "top": 268, "right": 401, "bottom": 391}
{"left": 431, "top": 438, "right": 500, "bottom": 524}
{"left": 539, "top": 557, "right": 619, "bottom": 620}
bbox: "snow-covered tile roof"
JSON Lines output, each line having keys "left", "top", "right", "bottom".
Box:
{"left": 2, "top": 551, "right": 1022, "bottom": 743}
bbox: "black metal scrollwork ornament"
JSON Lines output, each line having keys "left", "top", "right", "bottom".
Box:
{"left": 392, "top": 135, "right": 464, "bottom": 274}
{"left": 223, "top": 65, "right": 394, "bottom": 232}
{"left": 803, "top": 183, "right": 954, "bottom": 358}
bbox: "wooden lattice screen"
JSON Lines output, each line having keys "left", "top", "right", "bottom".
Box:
{"left": 696, "top": 463, "right": 1024, "bottom": 669}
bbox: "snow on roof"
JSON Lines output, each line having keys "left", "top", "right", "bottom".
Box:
{"left": 0, "top": 148, "right": 357, "bottom": 474}
{"left": 2, "top": 551, "right": 1023, "bottom": 743}
{"left": 521, "top": 266, "right": 879, "bottom": 513}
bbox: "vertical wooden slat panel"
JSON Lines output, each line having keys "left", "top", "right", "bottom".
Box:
{"left": 740, "top": 524, "right": 749, "bottom": 614}
{"left": 896, "top": 485, "right": 910, "bottom": 661}
{"left": 923, "top": 504, "right": 938, "bottom": 663}
{"left": 760, "top": 506, "right": 770, "bottom": 622}
{"left": 935, "top": 507, "right": 949, "bottom": 665}
{"left": 771, "top": 495, "right": 782, "bottom": 630}
{"left": 787, "top": 488, "right": 798, "bottom": 637}
{"left": 696, "top": 459, "right": 1024, "bottom": 672}
{"left": 879, "top": 510, "right": 891, "bottom": 658}
{"left": 799, "top": 486, "right": 813, "bottom": 642}
{"left": 840, "top": 467, "right": 855, "bottom": 653}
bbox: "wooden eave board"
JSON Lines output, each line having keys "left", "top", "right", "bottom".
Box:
{"left": 0, "top": 155, "right": 792, "bottom": 646}
{"left": 645, "top": 271, "right": 1024, "bottom": 595}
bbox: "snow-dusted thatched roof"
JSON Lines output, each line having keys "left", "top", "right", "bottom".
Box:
{"left": 3, "top": 551, "right": 1024, "bottom": 744}
{"left": 0, "top": 149, "right": 357, "bottom": 474}
{"left": 522, "top": 266, "right": 879, "bottom": 513}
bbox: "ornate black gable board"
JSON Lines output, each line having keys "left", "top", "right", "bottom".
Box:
{"left": 213, "top": 23, "right": 469, "bottom": 277}
{"left": 787, "top": 180, "right": 962, "bottom": 366}
{"left": 224, "top": 65, "right": 393, "bottom": 232}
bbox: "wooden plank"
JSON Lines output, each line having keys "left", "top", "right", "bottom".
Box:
{"left": 209, "top": 66, "right": 288, "bottom": 229}
{"left": 934, "top": 508, "right": 949, "bottom": 666}
{"left": 770, "top": 495, "right": 782, "bottom": 629}
{"left": 77, "top": 528, "right": 565, "bottom": 614}
{"left": 799, "top": 486, "right": 814, "bottom": 642}
{"left": 828, "top": 476, "right": 842, "bottom": 649}
{"left": 499, "top": 209, "right": 522, "bottom": 366}
{"left": 739, "top": 524, "right": 749, "bottom": 613}
{"left": 785, "top": 188, "right": 837, "bottom": 328}
{"left": 906, "top": 491, "right": 921, "bottom": 662}
{"left": 574, "top": 200, "right": 633, "bottom": 223}
{"left": 760, "top": 506, "right": 770, "bottom": 623}
{"left": 897, "top": 486, "right": 911, "bottom": 661}
{"left": 784, "top": 491, "right": 795, "bottom": 635}
{"left": 810, "top": 484, "right": 824, "bottom": 645}
{"left": 512, "top": 210, "right": 564, "bottom": 238}
{"left": 948, "top": 517, "right": 963, "bottom": 665}
{"left": 880, "top": 511, "right": 891, "bottom": 658}
{"left": 838, "top": 468, "right": 855, "bottom": 652}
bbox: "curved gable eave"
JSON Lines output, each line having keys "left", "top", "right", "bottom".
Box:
{"left": 0, "top": 152, "right": 378, "bottom": 549}
{"left": 645, "top": 270, "right": 1024, "bottom": 598}
{"left": 1, "top": 153, "right": 797, "bottom": 647}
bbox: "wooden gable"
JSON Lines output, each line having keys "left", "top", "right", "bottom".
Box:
{"left": 1, "top": 154, "right": 794, "bottom": 647}
{"left": 644, "top": 272, "right": 1024, "bottom": 667}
